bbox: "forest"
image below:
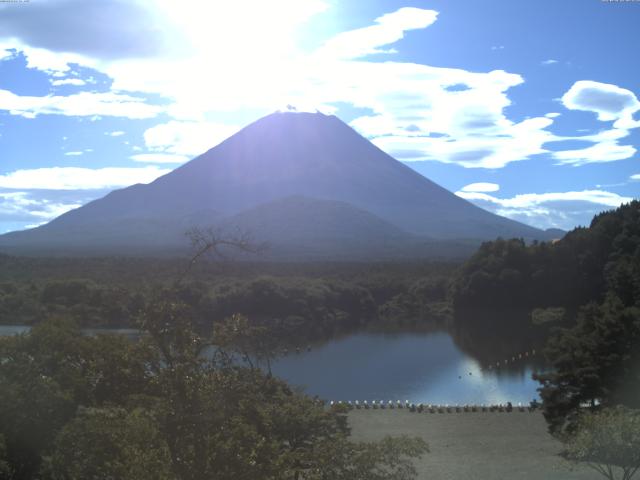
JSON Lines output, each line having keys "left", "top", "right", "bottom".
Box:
{"left": 0, "top": 256, "right": 453, "bottom": 343}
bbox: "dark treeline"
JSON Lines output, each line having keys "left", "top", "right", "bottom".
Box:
{"left": 451, "top": 201, "right": 640, "bottom": 313}
{"left": 0, "top": 257, "right": 454, "bottom": 343}
{"left": 450, "top": 201, "right": 640, "bottom": 434}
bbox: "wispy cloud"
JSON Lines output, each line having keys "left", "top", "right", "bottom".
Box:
{"left": 460, "top": 182, "right": 500, "bottom": 193}
{"left": 0, "top": 89, "right": 163, "bottom": 119}
{"left": 142, "top": 120, "right": 240, "bottom": 158}
{"left": 455, "top": 189, "right": 634, "bottom": 230}
{"left": 552, "top": 141, "right": 636, "bottom": 166}
{"left": 0, "top": 191, "right": 82, "bottom": 227}
{"left": 316, "top": 7, "right": 438, "bottom": 60}
{"left": 0, "top": 167, "right": 170, "bottom": 190}
{"left": 51, "top": 78, "right": 86, "bottom": 86}
{"left": 130, "top": 153, "right": 189, "bottom": 164}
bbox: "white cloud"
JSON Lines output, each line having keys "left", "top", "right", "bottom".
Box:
{"left": 631, "top": 174, "right": 640, "bottom": 181}
{"left": 142, "top": 120, "right": 240, "bottom": 157}
{"left": 0, "top": 166, "right": 170, "bottom": 190}
{"left": 64, "top": 151, "right": 83, "bottom": 156}
{"left": 51, "top": 78, "right": 86, "bottom": 86}
{"left": 0, "top": 89, "right": 163, "bottom": 119}
{"left": 0, "top": 47, "right": 17, "bottom": 61}
{"left": 455, "top": 189, "right": 634, "bottom": 230}
{"left": 545, "top": 112, "right": 560, "bottom": 118}
{"left": 316, "top": 7, "right": 438, "bottom": 60}
{"left": 0, "top": 191, "right": 82, "bottom": 225}
{"left": 460, "top": 182, "right": 500, "bottom": 193}
{"left": 543, "top": 81, "right": 640, "bottom": 165}
{"left": 106, "top": 130, "right": 125, "bottom": 136}
{"left": 562, "top": 80, "right": 640, "bottom": 127}
{"left": 358, "top": 108, "right": 553, "bottom": 168}
{"left": 541, "top": 59, "right": 558, "bottom": 65}
{"left": 552, "top": 140, "right": 636, "bottom": 166}
{"left": 130, "top": 153, "right": 189, "bottom": 164}
{"left": 457, "top": 189, "right": 632, "bottom": 209}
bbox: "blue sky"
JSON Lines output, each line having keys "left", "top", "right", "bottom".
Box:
{"left": 0, "top": 0, "right": 639, "bottom": 234}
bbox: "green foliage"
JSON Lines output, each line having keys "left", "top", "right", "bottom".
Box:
{"left": 535, "top": 297, "right": 640, "bottom": 434}
{"left": 1, "top": 308, "right": 428, "bottom": 480}
{"left": 0, "top": 259, "right": 456, "bottom": 342}
{"left": 531, "top": 307, "right": 566, "bottom": 325}
{"left": 205, "top": 276, "right": 378, "bottom": 341}
{"left": 43, "top": 407, "right": 172, "bottom": 480}
{"left": 0, "top": 319, "right": 156, "bottom": 478}
{"left": 565, "top": 407, "right": 640, "bottom": 480}
{"left": 452, "top": 201, "right": 640, "bottom": 313}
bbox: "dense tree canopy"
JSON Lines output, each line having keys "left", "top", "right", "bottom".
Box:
{"left": 0, "top": 298, "right": 428, "bottom": 480}
{"left": 451, "top": 200, "right": 640, "bottom": 314}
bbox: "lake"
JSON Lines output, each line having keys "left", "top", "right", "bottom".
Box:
{"left": 271, "top": 331, "right": 543, "bottom": 405}
{"left": 0, "top": 325, "right": 142, "bottom": 337}
{"left": 0, "top": 326, "right": 543, "bottom": 404}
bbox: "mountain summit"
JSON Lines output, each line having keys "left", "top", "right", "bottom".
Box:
{"left": 0, "top": 112, "right": 555, "bottom": 258}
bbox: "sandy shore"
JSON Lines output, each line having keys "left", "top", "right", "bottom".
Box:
{"left": 348, "top": 409, "right": 599, "bottom": 480}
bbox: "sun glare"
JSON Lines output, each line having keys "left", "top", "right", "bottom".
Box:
{"left": 154, "top": 0, "right": 327, "bottom": 62}
{"left": 110, "top": 0, "right": 332, "bottom": 118}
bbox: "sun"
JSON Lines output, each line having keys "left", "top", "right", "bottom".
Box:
{"left": 116, "top": 0, "right": 330, "bottom": 116}
{"left": 154, "top": 0, "right": 327, "bottom": 61}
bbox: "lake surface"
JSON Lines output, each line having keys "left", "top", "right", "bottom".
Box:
{"left": 0, "top": 325, "right": 141, "bottom": 337}
{"left": 271, "top": 332, "right": 543, "bottom": 405}
{"left": 0, "top": 325, "right": 543, "bottom": 404}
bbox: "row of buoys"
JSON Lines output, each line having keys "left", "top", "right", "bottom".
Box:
{"left": 328, "top": 400, "right": 539, "bottom": 413}
{"left": 487, "top": 349, "right": 536, "bottom": 370}
{"left": 281, "top": 345, "right": 312, "bottom": 355}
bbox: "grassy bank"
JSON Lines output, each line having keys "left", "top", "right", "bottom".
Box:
{"left": 348, "top": 410, "right": 599, "bottom": 480}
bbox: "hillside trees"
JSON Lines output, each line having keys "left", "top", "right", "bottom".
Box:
{"left": 451, "top": 201, "right": 640, "bottom": 434}
{"left": 535, "top": 296, "right": 640, "bottom": 434}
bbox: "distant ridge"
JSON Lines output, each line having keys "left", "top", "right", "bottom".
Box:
{"left": 0, "top": 111, "right": 558, "bottom": 259}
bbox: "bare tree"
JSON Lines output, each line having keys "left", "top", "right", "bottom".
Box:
{"left": 175, "top": 226, "right": 267, "bottom": 286}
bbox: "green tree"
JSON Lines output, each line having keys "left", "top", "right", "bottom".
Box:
{"left": 43, "top": 407, "right": 172, "bottom": 480}
{"left": 213, "top": 313, "right": 281, "bottom": 373}
{"left": 565, "top": 407, "right": 640, "bottom": 480}
{"left": 535, "top": 297, "right": 640, "bottom": 434}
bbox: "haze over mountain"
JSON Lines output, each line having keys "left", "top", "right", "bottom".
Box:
{"left": 0, "top": 112, "right": 559, "bottom": 259}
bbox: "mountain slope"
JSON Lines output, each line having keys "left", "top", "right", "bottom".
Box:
{"left": 0, "top": 111, "right": 553, "bottom": 257}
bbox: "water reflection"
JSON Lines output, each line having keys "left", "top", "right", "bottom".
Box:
{"left": 0, "top": 325, "right": 141, "bottom": 338}
{"left": 271, "top": 331, "right": 544, "bottom": 404}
